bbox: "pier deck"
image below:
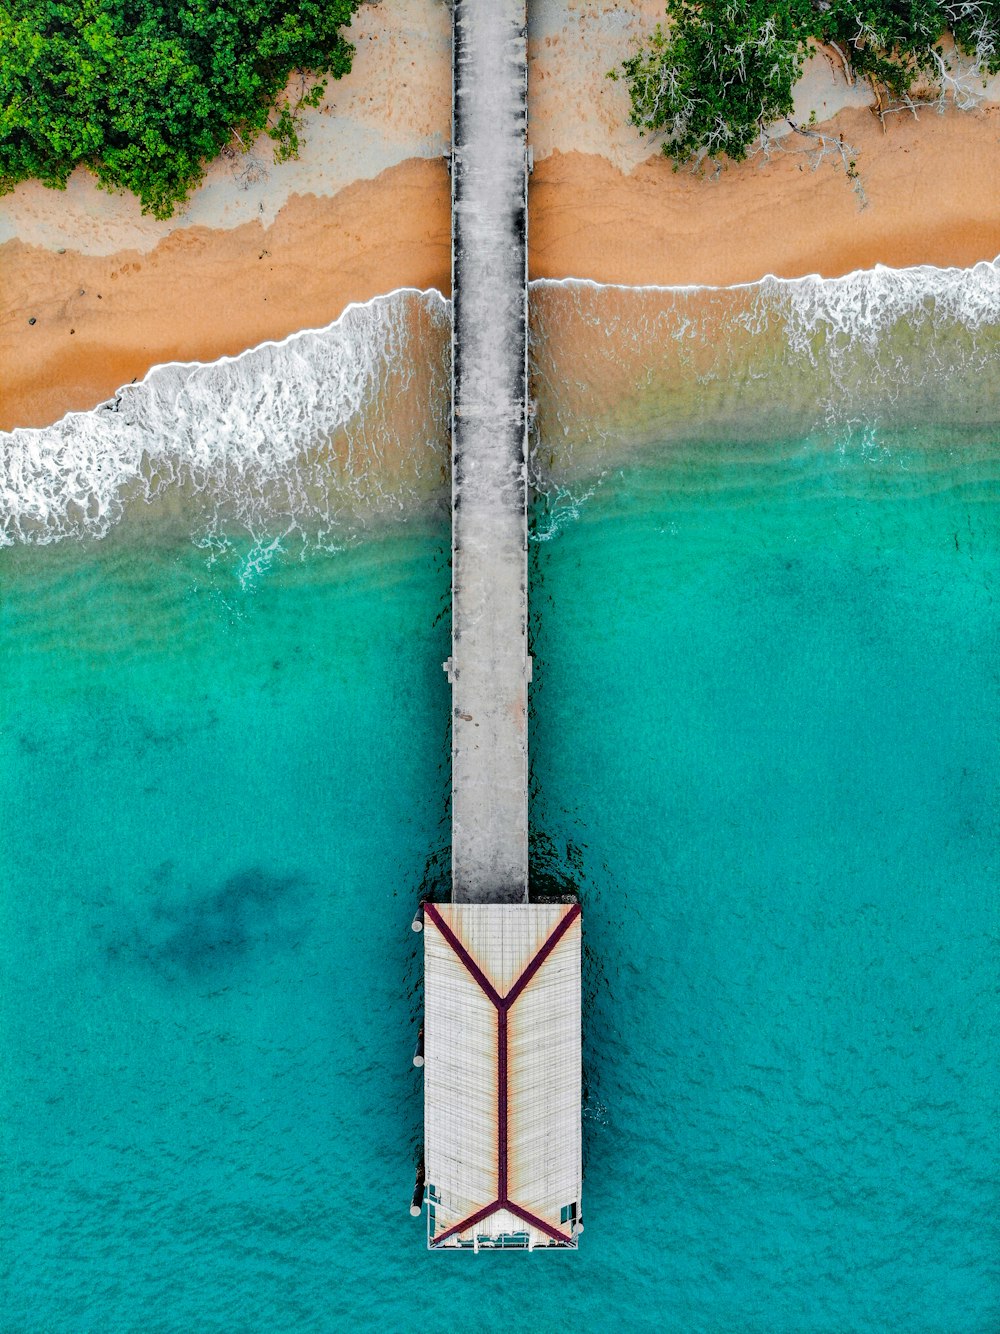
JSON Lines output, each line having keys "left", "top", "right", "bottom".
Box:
{"left": 420, "top": 0, "right": 583, "bottom": 1253}
{"left": 449, "top": 0, "right": 530, "bottom": 905}
{"left": 423, "top": 903, "right": 582, "bottom": 1249}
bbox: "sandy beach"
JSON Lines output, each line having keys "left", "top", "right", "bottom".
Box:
{"left": 2, "top": 0, "right": 999, "bottom": 430}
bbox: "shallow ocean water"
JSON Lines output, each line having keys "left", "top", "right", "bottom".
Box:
{"left": 1, "top": 271, "right": 998, "bottom": 1331}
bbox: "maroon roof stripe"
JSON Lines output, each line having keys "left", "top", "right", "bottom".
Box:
{"left": 425, "top": 903, "right": 581, "bottom": 1249}
{"left": 503, "top": 901, "right": 581, "bottom": 1009}
{"left": 432, "top": 1198, "right": 573, "bottom": 1250}
{"left": 423, "top": 901, "right": 503, "bottom": 1008}
{"left": 497, "top": 1009, "right": 509, "bottom": 1197}
{"left": 425, "top": 901, "right": 581, "bottom": 1012}
{"left": 430, "top": 1198, "right": 501, "bottom": 1248}
{"left": 505, "top": 1201, "right": 573, "bottom": 1247}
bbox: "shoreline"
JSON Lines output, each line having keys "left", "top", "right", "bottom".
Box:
{"left": 0, "top": 160, "right": 451, "bottom": 431}
{"left": 529, "top": 104, "right": 1000, "bottom": 288}
{"left": 11, "top": 253, "right": 1000, "bottom": 441}
{"left": 5, "top": 262, "right": 995, "bottom": 553}
{"left": 2, "top": 0, "right": 999, "bottom": 430}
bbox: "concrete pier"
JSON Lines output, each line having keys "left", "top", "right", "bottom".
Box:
{"left": 449, "top": 0, "right": 530, "bottom": 904}
{"left": 419, "top": 7, "right": 583, "bottom": 1251}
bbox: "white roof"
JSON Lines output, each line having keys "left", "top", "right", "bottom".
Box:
{"left": 423, "top": 902, "right": 582, "bottom": 1249}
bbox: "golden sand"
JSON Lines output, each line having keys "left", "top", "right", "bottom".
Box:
{"left": 1, "top": 12, "right": 998, "bottom": 432}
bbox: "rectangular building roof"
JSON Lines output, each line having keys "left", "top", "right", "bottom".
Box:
{"left": 423, "top": 902, "right": 582, "bottom": 1249}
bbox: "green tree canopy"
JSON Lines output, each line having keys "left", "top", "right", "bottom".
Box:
{"left": 0, "top": 0, "right": 361, "bottom": 217}
{"left": 614, "top": 0, "right": 1000, "bottom": 168}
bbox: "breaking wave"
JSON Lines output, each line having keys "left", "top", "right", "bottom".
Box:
{"left": 0, "top": 289, "right": 451, "bottom": 548}
{"left": 528, "top": 257, "right": 1000, "bottom": 484}
{"left": 2, "top": 259, "right": 998, "bottom": 547}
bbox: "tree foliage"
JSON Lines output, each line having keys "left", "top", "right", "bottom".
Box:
{"left": 614, "top": 0, "right": 1000, "bottom": 167}
{"left": 0, "top": 0, "right": 361, "bottom": 217}
{"left": 612, "top": 2, "right": 808, "bottom": 164}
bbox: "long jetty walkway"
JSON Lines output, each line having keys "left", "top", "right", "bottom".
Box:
{"left": 449, "top": 0, "right": 530, "bottom": 906}
{"left": 418, "top": 0, "right": 583, "bottom": 1252}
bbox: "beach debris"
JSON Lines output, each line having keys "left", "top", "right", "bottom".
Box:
{"left": 766, "top": 119, "right": 869, "bottom": 209}
{"left": 827, "top": 40, "right": 855, "bottom": 85}
{"left": 235, "top": 156, "right": 269, "bottom": 190}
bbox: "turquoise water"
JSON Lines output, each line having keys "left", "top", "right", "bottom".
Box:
{"left": 2, "top": 275, "right": 999, "bottom": 1330}
{"left": 530, "top": 430, "right": 999, "bottom": 1331}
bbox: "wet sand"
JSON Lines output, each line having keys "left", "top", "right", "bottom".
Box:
{"left": 1, "top": 159, "right": 450, "bottom": 430}
{"left": 2, "top": 0, "right": 998, "bottom": 430}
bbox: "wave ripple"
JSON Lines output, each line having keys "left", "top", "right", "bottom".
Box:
{"left": 1, "top": 289, "right": 450, "bottom": 547}
{"left": 2, "top": 260, "right": 998, "bottom": 547}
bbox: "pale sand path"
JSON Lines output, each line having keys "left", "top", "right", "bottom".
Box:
{"left": 2, "top": 0, "right": 999, "bottom": 428}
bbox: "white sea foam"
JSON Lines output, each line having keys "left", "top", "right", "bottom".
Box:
{"left": 534, "top": 255, "right": 1000, "bottom": 349}
{"left": 532, "top": 257, "right": 1000, "bottom": 428}
{"left": 774, "top": 257, "right": 1000, "bottom": 352}
{"left": 0, "top": 287, "right": 450, "bottom": 548}
{"left": 526, "top": 258, "right": 1000, "bottom": 529}
{"left": 2, "top": 261, "right": 998, "bottom": 547}
{"left": 534, "top": 255, "right": 1000, "bottom": 309}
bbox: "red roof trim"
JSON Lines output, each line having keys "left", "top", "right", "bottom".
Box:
{"left": 504, "top": 902, "right": 581, "bottom": 1008}
{"left": 505, "top": 1200, "right": 573, "bottom": 1247}
{"left": 497, "top": 1009, "right": 509, "bottom": 1196}
{"left": 426, "top": 902, "right": 582, "bottom": 1250}
{"left": 430, "top": 1198, "right": 501, "bottom": 1248}
{"left": 423, "top": 901, "right": 503, "bottom": 1007}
